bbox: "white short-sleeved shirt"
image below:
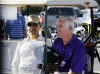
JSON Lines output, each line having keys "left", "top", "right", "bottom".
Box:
{"left": 11, "top": 38, "right": 44, "bottom": 74}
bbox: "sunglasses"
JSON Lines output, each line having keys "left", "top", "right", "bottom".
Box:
{"left": 27, "top": 22, "right": 39, "bottom": 27}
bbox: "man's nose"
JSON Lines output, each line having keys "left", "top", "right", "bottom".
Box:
{"left": 57, "top": 29, "right": 61, "bottom": 34}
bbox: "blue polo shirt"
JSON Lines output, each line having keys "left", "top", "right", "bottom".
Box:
{"left": 52, "top": 35, "right": 87, "bottom": 72}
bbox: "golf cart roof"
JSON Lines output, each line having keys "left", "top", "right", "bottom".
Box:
{"left": 0, "top": 0, "right": 98, "bottom": 7}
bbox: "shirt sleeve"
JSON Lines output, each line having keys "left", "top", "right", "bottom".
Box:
{"left": 70, "top": 43, "right": 87, "bottom": 72}
{"left": 11, "top": 42, "right": 22, "bottom": 72}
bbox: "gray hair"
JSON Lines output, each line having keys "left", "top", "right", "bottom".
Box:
{"left": 57, "top": 16, "right": 74, "bottom": 31}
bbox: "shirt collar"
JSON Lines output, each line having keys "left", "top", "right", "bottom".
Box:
{"left": 65, "top": 34, "right": 76, "bottom": 46}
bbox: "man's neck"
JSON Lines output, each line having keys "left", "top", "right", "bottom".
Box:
{"left": 63, "top": 34, "right": 73, "bottom": 45}
{"left": 29, "top": 35, "right": 38, "bottom": 40}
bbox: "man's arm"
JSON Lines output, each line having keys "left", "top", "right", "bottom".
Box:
{"left": 70, "top": 43, "right": 87, "bottom": 72}
{"left": 11, "top": 42, "right": 22, "bottom": 74}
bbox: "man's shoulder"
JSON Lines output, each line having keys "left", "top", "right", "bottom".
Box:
{"left": 72, "top": 35, "right": 84, "bottom": 47}
{"left": 72, "top": 35, "right": 86, "bottom": 54}
{"left": 17, "top": 38, "right": 28, "bottom": 44}
{"left": 52, "top": 37, "right": 62, "bottom": 47}
{"left": 54, "top": 37, "right": 62, "bottom": 42}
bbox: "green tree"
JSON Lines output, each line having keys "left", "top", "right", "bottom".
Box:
{"left": 21, "top": 5, "right": 44, "bottom": 15}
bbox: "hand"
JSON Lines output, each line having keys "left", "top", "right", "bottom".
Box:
{"left": 60, "top": 61, "right": 66, "bottom": 67}
{"left": 37, "top": 64, "right": 42, "bottom": 69}
{"left": 68, "top": 72, "right": 76, "bottom": 74}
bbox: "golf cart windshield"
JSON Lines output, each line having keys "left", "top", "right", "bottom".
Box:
{"left": 47, "top": 7, "right": 75, "bottom": 16}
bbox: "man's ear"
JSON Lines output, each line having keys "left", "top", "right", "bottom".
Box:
{"left": 39, "top": 24, "right": 42, "bottom": 28}
{"left": 69, "top": 26, "right": 72, "bottom": 31}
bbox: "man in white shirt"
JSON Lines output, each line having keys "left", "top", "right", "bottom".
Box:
{"left": 11, "top": 20, "right": 44, "bottom": 74}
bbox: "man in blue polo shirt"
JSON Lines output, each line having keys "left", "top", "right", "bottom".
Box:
{"left": 52, "top": 16, "right": 87, "bottom": 74}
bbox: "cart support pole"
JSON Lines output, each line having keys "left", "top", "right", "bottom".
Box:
{"left": 41, "top": 5, "right": 48, "bottom": 74}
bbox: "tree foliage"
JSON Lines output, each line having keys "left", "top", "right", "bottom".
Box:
{"left": 21, "top": 5, "right": 44, "bottom": 15}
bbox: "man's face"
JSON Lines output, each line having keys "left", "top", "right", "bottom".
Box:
{"left": 27, "top": 26, "right": 39, "bottom": 37}
{"left": 57, "top": 20, "right": 72, "bottom": 39}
